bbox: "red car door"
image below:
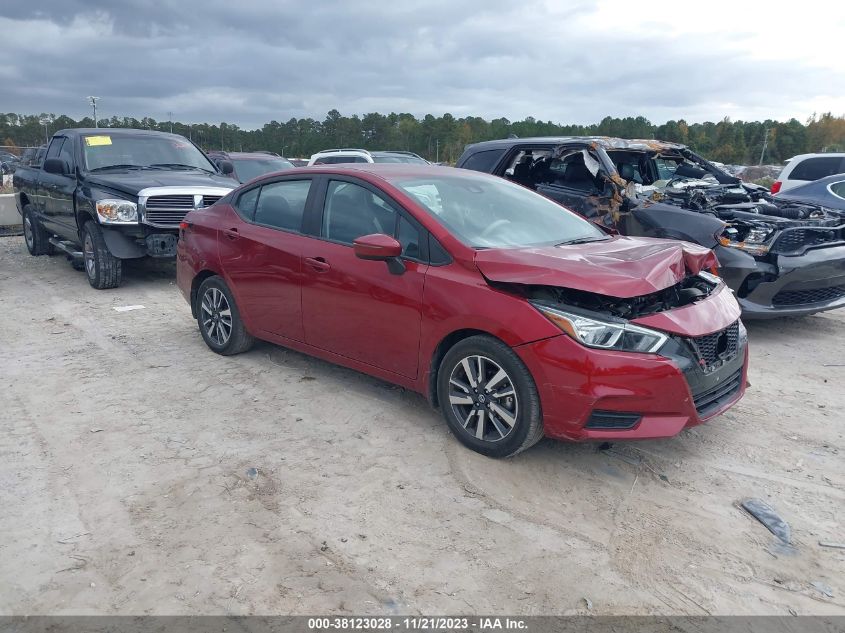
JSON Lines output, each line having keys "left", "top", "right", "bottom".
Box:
{"left": 218, "top": 178, "right": 313, "bottom": 341}
{"left": 300, "top": 178, "right": 428, "bottom": 379}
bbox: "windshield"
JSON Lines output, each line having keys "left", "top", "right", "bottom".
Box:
{"left": 373, "top": 154, "right": 428, "bottom": 164}
{"left": 233, "top": 157, "right": 294, "bottom": 182}
{"left": 395, "top": 174, "right": 604, "bottom": 248}
{"left": 82, "top": 134, "right": 217, "bottom": 172}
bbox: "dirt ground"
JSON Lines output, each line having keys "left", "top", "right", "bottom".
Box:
{"left": 0, "top": 234, "right": 843, "bottom": 616}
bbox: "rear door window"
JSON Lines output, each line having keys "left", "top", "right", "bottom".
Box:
{"left": 789, "top": 157, "right": 845, "bottom": 181}
{"left": 829, "top": 180, "right": 845, "bottom": 200}
{"left": 254, "top": 180, "right": 311, "bottom": 232}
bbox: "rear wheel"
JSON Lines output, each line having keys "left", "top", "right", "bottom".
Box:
{"left": 82, "top": 220, "right": 122, "bottom": 289}
{"left": 437, "top": 335, "right": 544, "bottom": 458}
{"left": 196, "top": 276, "right": 254, "bottom": 355}
{"left": 23, "top": 205, "right": 53, "bottom": 256}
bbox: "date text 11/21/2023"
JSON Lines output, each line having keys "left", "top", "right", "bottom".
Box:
{"left": 307, "top": 617, "right": 528, "bottom": 630}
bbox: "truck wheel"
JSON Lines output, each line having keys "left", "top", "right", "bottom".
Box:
{"left": 82, "top": 220, "right": 122, "bottom": 289}
{"left": 196, "top": 276, "right": 254, "bottom": 355}
{"left": 23, "top": 205, "right": 53, "bottom": 256}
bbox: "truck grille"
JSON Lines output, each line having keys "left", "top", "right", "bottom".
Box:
{"left": 772, "top": 284, "right": 845, "bottom": 306}
{"left": 693, "top": 368, "right": 743, "bottom": 416}
{"left": 687, "top": 321, "right": 740, "bottom": 374}
{"left": 771, "top": 227, "right": 843, "bottom": 254}
{"left": 143, "top": 194, "right": 222, "bottom": 227}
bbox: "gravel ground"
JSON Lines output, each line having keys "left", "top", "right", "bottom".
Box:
{"left": 0, "top": 235, "right": 843, "bottom": 616}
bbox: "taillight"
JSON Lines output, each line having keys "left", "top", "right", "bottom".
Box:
{"left": 179, "top": 221, "right": 189, "bottom": 230}
{"left": 771, "top": 181, "right": 782, "bottom": 194}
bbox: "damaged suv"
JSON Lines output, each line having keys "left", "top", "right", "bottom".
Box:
{"left": 178, "top": 164, "right": 747, "bottom": 457}
{"left": 457, "top": 137, "right": 845, "bottom": 318}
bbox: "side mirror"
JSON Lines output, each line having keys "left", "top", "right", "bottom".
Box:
{"left": 44, "top": 158, "right": 67, "bottom": 175}
{"left": 353, "top": 233, "right": 402, "bottom": 260}
{"left": 218, "top": 160, "right": 234, "bottom": 175}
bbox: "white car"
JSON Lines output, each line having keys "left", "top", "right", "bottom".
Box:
{"left": 307, "top": 148, "right": 428, "bottom": 166}
{"left": 772, "top": 153, "right": 845, "bottom": 194}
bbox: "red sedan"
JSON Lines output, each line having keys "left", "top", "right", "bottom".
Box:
{"left": 176, "top": 164, "right": 748, "bottom": 457}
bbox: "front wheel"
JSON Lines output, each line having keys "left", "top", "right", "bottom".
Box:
{"left": 437, "top": 335, "right": 544, "bottom": 458}
{"left": 195, "top": 276, "right": 254, "bottom": 355}
{"left": 82, "top": 221, "right": 122, "bottom": 289}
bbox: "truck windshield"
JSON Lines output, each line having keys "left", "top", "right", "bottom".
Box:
{"left": 395, "top": 173, "right": 605, "bottom": 249}
{"left": 82, "top": 134, "right": 216, "bottom": 173}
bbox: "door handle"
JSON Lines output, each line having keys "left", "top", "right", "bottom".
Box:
{"left": 224, "top": 227, "right": 239, "bottom": 240}
{"left": 305, "top": 256, "right": 331, "bottom": 272}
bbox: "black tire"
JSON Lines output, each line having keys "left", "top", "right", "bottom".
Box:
{"left": 195, "top": 276, "right": 254, "bottom": 355}
{"left": 82, "top": 220, "right": 122, "bottom": 289}
{"left": 437, "top": 335, "right": 544, "bottom": 458}
{"left": 23, "top": 205, "right": 53, "bottom": 256}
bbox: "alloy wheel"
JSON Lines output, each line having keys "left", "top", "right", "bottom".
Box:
{"left": 201, "top": 287, "right": 233, "bottom": 346}
{"left": 83, "top": 232, "right": 96, "bottom": 279}
{"left": 448, "top": 355, "right": 519, "bottom": 442}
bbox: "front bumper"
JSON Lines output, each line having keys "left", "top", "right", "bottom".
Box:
{"left": 100, "top": 226, "right": 179, "bottom": 259}
{"left": 515, "top": 333, "right": 748, "bottom": 441}
{"left": 717, "top": 244, "right": 845, "bottom": 319}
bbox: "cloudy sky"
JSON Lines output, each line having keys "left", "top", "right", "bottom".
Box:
{"left": 2, "top": 0, "right": 843, "bottom": 129}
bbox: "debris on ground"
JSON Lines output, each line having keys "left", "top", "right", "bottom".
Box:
{"left": 810, "top": 581, "right": 834, "bottom": 598}
{"left": 598, "top": 443, "right": 643, "bottom": 467}
{"left": 741, "top": 498, "right": 792, "bottom": 544}
{"left": 582, "top": 597, "right": 593, "bottom": 611}
{"left": 113, "top": 305, "right": 146, "bottom": 312}
{"left": 246, "top": 467, "right": 259, "bottom": 480}
{"left": 818, "top": 541, "right": 845, "bottom": 550}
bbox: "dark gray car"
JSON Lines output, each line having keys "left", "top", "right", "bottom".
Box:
{"left": 775, "top": 173, "right": 845, "bottom": 214}
{"left": 456, "top": 137, "right": 845, "bottom": 319}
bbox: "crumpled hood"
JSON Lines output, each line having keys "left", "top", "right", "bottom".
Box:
{"left": 86, "top": 171, "right": 236, "bottom": 198}
{"left": 474, "top": 236, "right": 718, "bottom": 298}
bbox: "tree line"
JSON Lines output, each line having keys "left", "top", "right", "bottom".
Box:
{"left": 2, "top": 110, "right": 844, "bottom": 165}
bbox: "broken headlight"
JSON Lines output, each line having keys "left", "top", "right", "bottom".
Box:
{"left": 717, "top": 225, "right": 774, "bottom": 256}
{"left": 96, "top": 199, "right": 138, "bottom": 224}
{"left": 531, "top": 304, "right": 668, "bottom": 353}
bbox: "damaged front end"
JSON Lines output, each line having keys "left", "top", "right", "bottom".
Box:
{"left": 486, "top": 266, "right": 747, "bottom": 437}
{"left": 612, "top": 148, "right": 845, "bottom": 318}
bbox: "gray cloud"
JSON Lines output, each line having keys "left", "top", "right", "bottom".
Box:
{"left": 1, "top": 0, "right": 842, "bottom": 128}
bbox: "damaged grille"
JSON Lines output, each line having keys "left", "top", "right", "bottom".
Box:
{"left": 693, "top": 368, "right": 743, "bottom": 416}
{"left": 770, "top": 227, "right": 843, "bottom": 254}
{"left": 143, "top": 194, "right": 222, "bottom": 227}
{"left": 772, "top": 284, "right": 845, "bottom": 307}
{"left": 688, "top": 321, "right": 740, "bottom": 374}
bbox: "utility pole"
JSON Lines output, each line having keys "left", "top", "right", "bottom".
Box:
{"left": 436, "top": 139, "right": 440, "bottom": 164}
{"left": 759, "top": 127, "right": 769, "bottom": 166}
{"left": 168, "top": 111, "right": 173, "bottom": 134}
{"left": 39, "top": 117, "right": 51, "bottom": 144}
{"left": 87, "top": 96, "right": 100, "bottom": 127}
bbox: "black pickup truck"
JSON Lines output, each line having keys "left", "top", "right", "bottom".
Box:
{"left": 14, "top": 128, "right": 236, "bottom": 288}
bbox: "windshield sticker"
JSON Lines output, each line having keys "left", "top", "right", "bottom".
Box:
{"left": 85, "top": 136, "right": 112, "bottom": 146}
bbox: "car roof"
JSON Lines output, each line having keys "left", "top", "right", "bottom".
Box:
{"left": 465, "top": 136, "right": 689, "bottom": 152}
{"left": 56, "top": 127, "right": 190, "bottom": 140}
{"left": 265, "top": 163, "right": 487, "bottom": 183}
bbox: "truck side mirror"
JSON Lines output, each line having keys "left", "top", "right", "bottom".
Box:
{"left": 44, "top": 158, "right": 68, "bottom": 175}
{"left": 217, "top": 160, "right": 234, "bottom": 175}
